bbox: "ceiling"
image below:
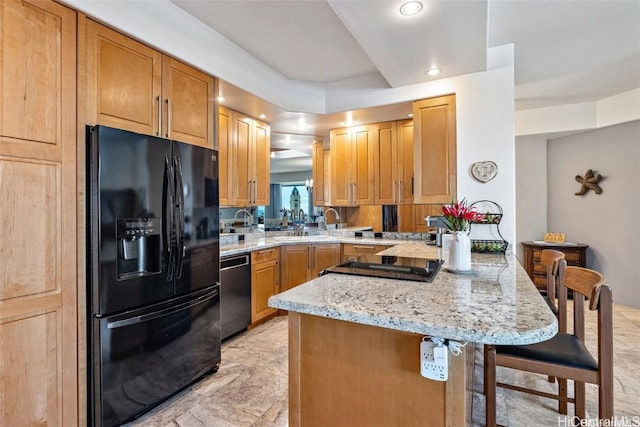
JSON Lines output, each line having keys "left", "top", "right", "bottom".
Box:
{"left": 171, "top": 0, "right": 640, "bottom": 174}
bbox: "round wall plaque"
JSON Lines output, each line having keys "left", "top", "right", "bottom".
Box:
{"left": 471, "top": 161, "right": 498, "bottom": 183}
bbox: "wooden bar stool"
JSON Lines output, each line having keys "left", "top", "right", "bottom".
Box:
{"left": 485, "top": 260, "right": 613, "bottom": 426}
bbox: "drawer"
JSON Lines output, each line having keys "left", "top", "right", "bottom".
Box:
{"left": 251, "top": 247, "right": 280, "bottom": 264}
{"left": 531, "top": 274, "right": 547, "bottom": 289}
{"left": 564, "top": 252, "right": 582, "bottom": 262}
{"left": 342, "top": 243, "right": 389, "bottom": 256}
{"left": 531, "top": 262, "right": 546, "bottom": 275}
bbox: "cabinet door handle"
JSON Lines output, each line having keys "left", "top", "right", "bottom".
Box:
{"left": 165, "top": 98, "right": 171, "bottom": 138}
{"left": 156, "top": 96, "right": 162, "bottom": 136}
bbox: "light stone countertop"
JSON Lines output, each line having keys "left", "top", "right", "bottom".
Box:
{"left": 268, "top": 241, "right": 558, "bottom": 346}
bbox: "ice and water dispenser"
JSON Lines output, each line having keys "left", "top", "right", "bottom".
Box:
{"left": 116, "top": 218, "right": 162, "bottom": 279}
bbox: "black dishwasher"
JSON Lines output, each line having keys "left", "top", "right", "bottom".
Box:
{"left": 220, "top": 254, "right": 252, "bottom": 340}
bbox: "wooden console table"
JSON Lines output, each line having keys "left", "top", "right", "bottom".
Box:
{"left": 521, "top": 241, "right": 589, "bottom": 293}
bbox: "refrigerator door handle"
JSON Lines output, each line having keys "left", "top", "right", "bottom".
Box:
{"left": 174, "top": 155, "right": 185, "bottom": 278}
{"left": 164, "top": 156, "right": 176, "bottom": 281}
{"left": 106, "top": 288, "right": 219, "bottom": 329}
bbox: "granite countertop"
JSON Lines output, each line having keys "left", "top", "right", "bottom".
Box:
{"left": 220, "top": 235, "right": 403, "bottom": 256}
{"left": 268, "top": 241, "right": 558, "bottom": 346}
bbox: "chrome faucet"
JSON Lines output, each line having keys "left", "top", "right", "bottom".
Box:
{"left": 322, "top": 207, "right": 341, "bottom": 230}
{"left": 426, "top": 216, "right": 447, "bottom": 247}
{"left": 323, "top": 207, "right": 340, "bottom": 221}
{"left": 233, "top": 209, "right": 252, "bottom": 227}
{"left": 293, "top": 223, "right": 305, "bottom": 236}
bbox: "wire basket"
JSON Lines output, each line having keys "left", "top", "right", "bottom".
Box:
{"left": 471, "top": 239, "right": 508, "bottom": 254}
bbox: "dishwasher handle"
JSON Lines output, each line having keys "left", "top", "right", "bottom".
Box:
{"left": 221, "top": 254, "right": 250, "bottom": 270}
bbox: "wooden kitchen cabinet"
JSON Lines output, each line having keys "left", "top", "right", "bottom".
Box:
{"left": 413, "top": 94, "right": 457, "bottom": 204}
{"left": 281, "top": 243, "right": 341, "bottom": 291}
{"left": 218, "top": 106, "right": 270, "bottom": 207}
{"left": 0, "top": 0, "right": 78, "bottom": 425}
{"left": 341, "top": 243, "right": 390, "bottom": 262}
{"left": 251, "top": 247, "right": 280, "bottom": 323}
{"left": 311, "top": 142, "right": 331, "bottom": 206}
{"left": 375, "top": 120, "right": 414, "bottom": 204}
{"left": 86, "top": 20, "right": 215, "bottom": 148}
{"left": 521, "top": 241, "right": 589, "bottom": 292}
{"left": 330, "top": 125, "right": 375, "bottom": 206}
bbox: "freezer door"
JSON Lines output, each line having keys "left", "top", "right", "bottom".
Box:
{"left": 90, "top": 286, "right": 221, "bottom": 427}
{"left": 172, "top": 141, "right": 220, "bottom": 297}
{"left": 88, "top": 125, "right": 174, "bottom": 315}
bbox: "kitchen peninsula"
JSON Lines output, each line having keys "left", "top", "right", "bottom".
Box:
{"left": 268, "top": 241, "right": 557, "bottom": 427}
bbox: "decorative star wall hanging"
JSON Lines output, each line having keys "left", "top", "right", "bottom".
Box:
{"left": 574, "top": 169, "right": 603, "bottom": 196}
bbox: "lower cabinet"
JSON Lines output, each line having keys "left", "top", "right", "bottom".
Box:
{"left": 251, "top": 247, "right": 280, "bottom": 323}
{"left": 341, "top": 243, "right": 391, "bottom": 262}
{"left": 281, "top": 244, "right": 341, "bottom": 291}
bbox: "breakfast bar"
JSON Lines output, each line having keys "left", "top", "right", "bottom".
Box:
{"left": 268, "top": 242, "right": 557, "bottom": 427}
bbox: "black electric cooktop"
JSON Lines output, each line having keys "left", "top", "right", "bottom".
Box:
{"left": 322, "top": 254, "right": 443, "bottom": 282}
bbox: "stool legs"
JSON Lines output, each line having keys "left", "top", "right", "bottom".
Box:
{"left": 485, "top": 345, "right": 497, "bottom": 427}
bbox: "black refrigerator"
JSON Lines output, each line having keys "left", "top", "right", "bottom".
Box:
{"left": 86, "top": 125, "right": 221, "bottom": 427}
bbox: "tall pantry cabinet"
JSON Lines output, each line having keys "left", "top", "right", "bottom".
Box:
{"left": 0, "top": 1, "right": 78, "bottom": 425}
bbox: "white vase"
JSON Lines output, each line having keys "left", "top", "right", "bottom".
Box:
{"left": 449, "top": 231, "right": 471, "bottom": 272}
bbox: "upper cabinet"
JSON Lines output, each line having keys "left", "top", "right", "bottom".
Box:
{"left": 86, "top": 20, "right": 215, "bottom": 148}
{"left": 1, "top": 0, "right": 78, "bottom": 425}
{"left": 413, "top": 94, "right": 457, "bottom": 204}
{"left": 330, "top": 125, "right": 375, "bottom": 206}
{"left": 218, "top": 106, "right": 270, "bottom": 207}
{"left": 312, "top": 141, "right": 328, "bottom": 207}
{"left": 374, "top": 120, "right": 414, "bottom": 204}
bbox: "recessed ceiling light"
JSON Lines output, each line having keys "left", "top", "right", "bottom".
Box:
{"left": 258, "top": 113, "right": 266, "bottom": 119}
{"left": 400, "top": 1, "right": 423, "bottom": 15}
{"left": 407, "top": 113, "right": 414, "bottom": 118}
{"left": 426, "top": 67, "right": 441, "bottom": 76}
{"left": 217, "top": 95, "right": 225, "bottom": 102}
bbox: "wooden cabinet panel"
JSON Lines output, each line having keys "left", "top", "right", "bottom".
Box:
{"left": 521, "top": 241, "right": 589, "bottom": 293}
{"left": 0, "top": 311, "right": 61, "bottom": 427}
{"left": 330, "top": 127, "right": 350, "bottom": 205}
{"left": 281, "top": 245, "right": 311, "bottom": 292}
{"left": 218, "top": 108, "right": 270, "bottom": 207}
{"left": 311, "top": 244, "right": 341, "bottom": 278}
{"left": 162, "top": 57, "right": 214, "bottom": 148}
{"left": 0, "top": 1, "right": 77, "bottom": 425}
{"left": 281, "top": 244, "right": 340, "bottom": 291}
{"left": 413, "top": 95, "right": 457, "bottom": 204}
{"left": 375, "top": 122, "right": 397, "bottom": 205}
{"left": 0, "top": 0, "right": 75, "bottom": 149}
{"left": 0, "top": 158, "right": 58, "bottom": 299}
{"left": 397, "top": 120, "right": 414, "bottom": 204}
{"left": 330, "top": 125, "right": 374, "bottom": 206}
{"left": 87, "top": 20, "right": 214, "bottom": 148}
{"left": 374, "top": 120, "right": 414, "bottom": 205}
{"left": 323, "top": 149, "right": 331, "bottom": 204}
{"left": 251, "top": 249, "right": 280, "bottom": 323}
{"left": 252, "top": 119, "right": 270, "bottom": 205}
{"left": 312, "top": 142, "right": 325, "bottom": 207}
{"left": 86, "top": 20, "right": 161, "bottom": 136}
{"left": 218, "top": 106, "right": 234, "bottom": 206}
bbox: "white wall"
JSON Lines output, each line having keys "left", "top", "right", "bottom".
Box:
{"left": 514, "top": 136, "right": 548, "bottom": 262}
{"left": 547, "top": 120, "right": 640, "bottom": 308}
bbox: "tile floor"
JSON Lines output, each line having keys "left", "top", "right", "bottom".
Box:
{"left": 128, "top": 304, "right": 640, "bottom": 427}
